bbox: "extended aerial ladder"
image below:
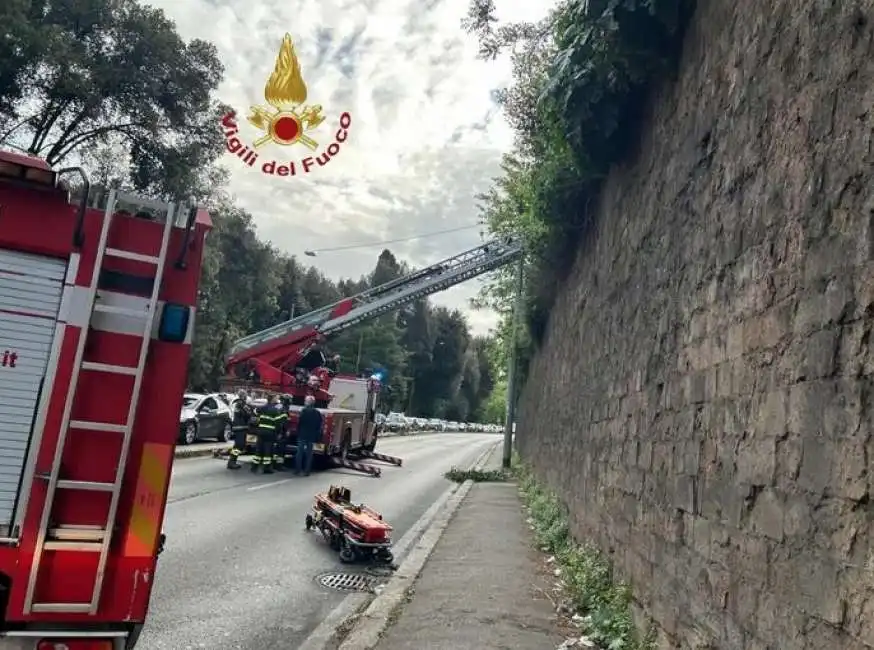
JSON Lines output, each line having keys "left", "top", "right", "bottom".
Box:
{"left": 222, "top": 236, "right": 522, "bottom": 477}
{"left": 224, "top": 236, "right": 523, "bottom": 389}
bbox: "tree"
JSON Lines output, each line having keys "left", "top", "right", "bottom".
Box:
{"left": 370, "top": 249, "right": 403, "bottom": 287}
{"left": 0, "top": 0, "right": 228, "bottom": 199}
{"left": 400, "top": 301, "right": 434, "bottom": 414}
{"left": 481, "top": 378, "right": 507, "bottom": 425}
{"left": 0, "top": 1, "right": 504, "bottom": 421}
{"left": 187, "top": 204, "right": 281, "bottom": 388}
{"left": 465, "top": 0, "right": 693, "bottom": 379}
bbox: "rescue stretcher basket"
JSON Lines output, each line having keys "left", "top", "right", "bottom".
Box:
{"left": 305, "top": 485, "right": 395, "bottom": 565}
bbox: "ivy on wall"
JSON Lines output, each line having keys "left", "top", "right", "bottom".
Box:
{"left": 468, "top": 0, "right": 696, "bottom": 350}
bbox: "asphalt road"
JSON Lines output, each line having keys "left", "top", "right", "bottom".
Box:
{"left": 137, "top": 433, "right": 498, "bottom": 650}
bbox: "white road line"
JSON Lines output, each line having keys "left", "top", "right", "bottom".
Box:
{"left": 247, "top": 478, "right": 295, "bottom": 491}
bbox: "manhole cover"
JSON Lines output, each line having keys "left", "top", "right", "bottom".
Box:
{"left": 316, "top": 572, "right": 379, "bottom": 593}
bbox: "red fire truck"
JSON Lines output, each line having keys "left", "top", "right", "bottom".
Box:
{"left": 223, "top": 235, "right": 523, "bottom": 476}
{"left": 0, "top": 150, "right": 210, "bottom": 649}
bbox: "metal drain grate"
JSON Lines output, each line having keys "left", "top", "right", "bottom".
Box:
{"left": 316, "top": 572, "right": 379, "bottom": 593}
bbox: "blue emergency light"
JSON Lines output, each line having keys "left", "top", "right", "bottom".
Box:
{"left": 158, "top": 303, "right": 190, "bottom": 343}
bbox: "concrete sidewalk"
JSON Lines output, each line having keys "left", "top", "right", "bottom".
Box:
{"left": 373, "top": 452, "right": 564, "bottom": 650}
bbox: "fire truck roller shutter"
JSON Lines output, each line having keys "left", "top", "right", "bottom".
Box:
{"left": 0, "top": 249, "right": 66, "bottom": 530}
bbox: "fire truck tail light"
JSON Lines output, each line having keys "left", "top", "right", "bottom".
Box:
{"left": 37, "top": 640, "right": 114, "bottom": 650}
{"left": 158, "top": 303, "right": 190, "bottom": 343}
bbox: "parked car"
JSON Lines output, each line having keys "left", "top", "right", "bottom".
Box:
{"left": 179, "top": 393, "right": 234, "bottom": 445}
{"left": 385, "top": 412, "right": 409, "bottom": 433}
{"left": 427, "top": 418, "right": 445, "bottom": 432}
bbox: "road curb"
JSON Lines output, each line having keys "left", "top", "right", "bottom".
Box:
{"left": 297, "top": 440, "right": 498, "bottom": 650}
{"left": 335, "top": 442, "right": 498, "bottom": 650}
{"left": 173, "top": 443, "right": 229, "bottom": 459}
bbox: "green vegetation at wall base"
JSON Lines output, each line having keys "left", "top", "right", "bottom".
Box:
{"left": 443, "top": 467, "right": 510, "bottom": 483}
{"left": 513, "top": 458, "right": 655, "bottom": 650}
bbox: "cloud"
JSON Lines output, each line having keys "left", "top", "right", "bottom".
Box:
{"left": 144, "top": 0, "right": 551, "bottom": 335}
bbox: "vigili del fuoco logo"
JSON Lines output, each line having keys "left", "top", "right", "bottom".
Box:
{"left": 220, "top": 33, "right": 351, "bottom": 178}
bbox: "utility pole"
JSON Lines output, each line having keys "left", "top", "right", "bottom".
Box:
{"left": 502, "top": 255, "right": 524, "bottom": 469}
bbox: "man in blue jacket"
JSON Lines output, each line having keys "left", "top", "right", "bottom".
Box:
{"left": 295, "top": 395, "right": 322, "bottom": 476}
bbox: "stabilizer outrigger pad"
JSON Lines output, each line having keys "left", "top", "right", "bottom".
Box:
{"left": 211, "top": 447, "right": 397, "bottom": 477}
{"left": 358, "top": 450, "right": 403, "bottom": 467}
{"left": 328, "top": 457, "right": 382, "bottom": 477}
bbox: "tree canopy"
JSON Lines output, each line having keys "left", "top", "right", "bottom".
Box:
{"left": 0, "top": 0, "right": 503, "bottom": 424}
{"left": 0, "top": 0, "right": 228, "bottom": 199}
{"left": 464, "top": 0, "right": 694, "bottom": 377}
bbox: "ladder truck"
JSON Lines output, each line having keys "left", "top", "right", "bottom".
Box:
{"left": 0, "top": 150, "right": 211, "bottom": 649}
{"left": 223, "top": 236, "right": 523, "bottom": 476}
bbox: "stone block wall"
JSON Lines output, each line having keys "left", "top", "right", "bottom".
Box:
{"left": 517, "top": 1, "right": 874, "bottom": 648}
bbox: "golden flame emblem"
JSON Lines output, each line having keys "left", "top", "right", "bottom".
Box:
{"left": 247, "top": 34, "right": 326, "bottom": 150}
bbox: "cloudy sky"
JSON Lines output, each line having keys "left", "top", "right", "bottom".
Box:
{"left": 142, "top": 0, "right": 549, "bottom": 336}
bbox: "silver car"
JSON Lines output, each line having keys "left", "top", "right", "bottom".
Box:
{"left": 178, "top": 393, "right": 234, "bottom": 445}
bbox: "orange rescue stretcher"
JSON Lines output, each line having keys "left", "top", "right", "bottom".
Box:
{"left": 304, "top": 486, "right": 395, "bottom": 565}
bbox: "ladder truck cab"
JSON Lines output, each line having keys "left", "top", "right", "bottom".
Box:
{"left": 223, "top": 234, "right": 523, "bottom": 477}
{"left": 0, "top": 150, "right": 211, "bottom": 649}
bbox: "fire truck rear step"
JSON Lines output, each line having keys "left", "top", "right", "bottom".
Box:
{"left": 23, "top": 189, "right": 179, "bottom": 616}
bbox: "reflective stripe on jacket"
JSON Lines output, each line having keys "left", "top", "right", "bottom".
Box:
{"left": 257, "top": 404, "right": 288, "bottom": 433}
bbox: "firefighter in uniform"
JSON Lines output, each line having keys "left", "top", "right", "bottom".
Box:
{"left": 271, "top": 395, "right": 291, "bottom": 471}
{"left": 252, "top": 394, "right": 286, "bottom": 474}
{"left": 227, "top": 389, "right": 253, "bottom": 470}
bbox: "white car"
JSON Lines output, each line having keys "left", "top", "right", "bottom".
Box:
{"left": 427, "top": 418, "right": 445, "bottom": 431}
{"left": 179, "top": 393, "right": 234, "bottom": 445}
{"left": 385, "top": 412, "right": 409, "bottom": 433}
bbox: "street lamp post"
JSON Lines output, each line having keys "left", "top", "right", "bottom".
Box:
{"left": 502, "top": 255, "right": 524, "bottom": 470}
